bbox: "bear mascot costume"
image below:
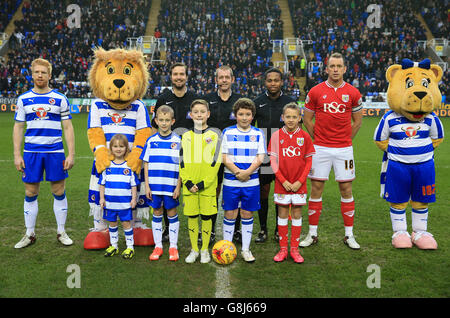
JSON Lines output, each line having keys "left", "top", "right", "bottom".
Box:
{"left": 84, "top": 47, "right": 154, "bottom": 249}
{"left": 374, "top": 58, "right": 444, "bottom": 249}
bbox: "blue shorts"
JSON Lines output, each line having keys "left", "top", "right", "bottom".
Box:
{"left": 103, "top": 208, "right": 133, "bottom": 222}
{"left": 384, "top": 159, "right": 436, "bottom": 203}
{"left": 22, "top": 152, "right": 68, "bottom": 183}
{"left": 148, "top": 194, "right": 179, "bottom": 210}
{"left": 222, "top": 185, "right": 260, "bottom": 212}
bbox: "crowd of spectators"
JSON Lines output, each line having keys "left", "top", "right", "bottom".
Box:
{"left": 420, "top": 0, "right": 449, "bottom": 39}
{"left": 418, "top": 0, "right": 449, "bottom": 104}
{"left": 148, "top": 0, "right": 296, "bottom": 99}
{"left": 0, "top": 0, "right": 21, "bottom": 34}
{"left": 439, "top": 69, "right": 449, "bottom": 104}
{"left": 0, "top": 0, "right": 447, "bottom": 103}
{"left": 1, "top": 0, "right": 151, "bottom": 98}
{"left": 288, "top": 0, "right": 436, "bottom": 100}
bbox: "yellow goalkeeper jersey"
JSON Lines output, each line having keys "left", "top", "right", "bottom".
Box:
{"left": 180, "top": 127, "right": 222, "bottom": 196}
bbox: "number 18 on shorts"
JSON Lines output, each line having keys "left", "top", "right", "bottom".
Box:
{"left": 308, "top": 145, "right": 355, "bottom": 182}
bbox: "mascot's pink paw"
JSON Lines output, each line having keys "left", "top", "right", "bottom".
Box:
{"left": 133, "top": 227, "right": 154, "bottom": 246}
{"left": 411, "top": 231, "right": 438, "bottom": 250}
{"left": 84, "top": 229, "right": 110, "bottom": 250}
{"left": 392, "top": 231, "right": 413, "bottom": 248}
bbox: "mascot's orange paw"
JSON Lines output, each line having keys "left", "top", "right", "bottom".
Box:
{"left": 84, "top": 230, "right": 110, "bottom": 250}
{"left": 133, "top": 228, "right": 154, "bottom": 246}
{"left": 94, "top": 147, "right": 110, "bottom": 173}
{"left": 411, "top": 231, "right": 437, "bottom": 250}
{"left": 126, "top": 151, "right": 142, "bottom": 173}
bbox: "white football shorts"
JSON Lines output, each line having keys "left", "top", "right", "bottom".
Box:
{"left": 274, "top": 193, "right": 307, "bottom": 206}
{"left": 308, "top": 145, "right": 355, "bottom": 182}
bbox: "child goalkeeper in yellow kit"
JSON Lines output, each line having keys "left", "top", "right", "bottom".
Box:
{"left": 180, "top": 99, "right": 222, "bottom": 264}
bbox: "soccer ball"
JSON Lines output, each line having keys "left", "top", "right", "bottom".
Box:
{"left": 212, "top": 240, "right": 237, "bottom": 265}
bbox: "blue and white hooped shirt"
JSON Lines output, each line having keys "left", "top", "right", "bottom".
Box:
{"left": 374, "top": 110, "right": 444, "bottom": 164}
{"left": 15, "top": 89, "right": 71, "bottom": 153}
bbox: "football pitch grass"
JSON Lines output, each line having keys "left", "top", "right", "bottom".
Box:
{"left": 0, "top": 112, "right": 449, "bottom": 299}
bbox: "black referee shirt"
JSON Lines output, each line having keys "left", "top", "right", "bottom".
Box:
{"left": 153, "top": 88, "right": 199, "bottom": 130}
{"left": 202, "top": 91, "right": 243, "bottom": 132}
{"left": 253, "top": 91, "right": 296, "bottom": 146}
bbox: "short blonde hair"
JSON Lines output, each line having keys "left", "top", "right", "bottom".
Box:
{"left": 215, "top": 65, "right": 234, "bottom": 78}
{"left": 156, "top": 105, "right": 175, "bottom": 119}
{"left": 31, "top": 58, "right": 52, "bottom": 75}
{"left": 190, "top": 99, "right": 209, "bottom": 111}
{"left": 328, "top": 52, "right": 345, "bottom": 66}
{"left": 282, "top": 102, "right": 301, "bottom": 115}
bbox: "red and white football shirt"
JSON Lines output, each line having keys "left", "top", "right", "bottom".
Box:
{"left": 304, "top": 81, "right": 362, "bottom": 148}
{"left": 268, "top": 127, "right": 315, "bottom": 194}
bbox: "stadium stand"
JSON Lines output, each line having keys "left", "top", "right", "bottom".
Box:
{"left": 288, "top": 0, "right": 436, "bottom": 101}
{"left": 0, "top": 0, "right": 447, "bottom": 102}
{"left": 150, "top": 0, "right": 292, "bottom": 99}
{"left": 419, "top": 0, "right": 449, "bottom": 39}
{"left": 1, "top": 0, "right": 151, "bottom": 98}
{"left": 0, "top": 0, "right": 21, "bottom": 34}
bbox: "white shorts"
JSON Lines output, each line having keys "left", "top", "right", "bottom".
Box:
{"left": 308, "top": 145, "right": 355, "bottom": 182}
{"left": 274, "top": 193, "right": 307, "bottom": 206}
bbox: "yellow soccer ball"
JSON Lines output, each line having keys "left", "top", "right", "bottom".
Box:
{"left": 212, "top": 240, "right": 237, "bottom": 265}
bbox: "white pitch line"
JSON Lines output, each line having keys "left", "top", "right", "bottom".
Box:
{"left": 213, "top": 189, "right": 233, "bottom": 298}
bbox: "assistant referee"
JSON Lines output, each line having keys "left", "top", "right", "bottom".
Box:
{"left": 253, "top": 67, "right": 296, "bottom": 243}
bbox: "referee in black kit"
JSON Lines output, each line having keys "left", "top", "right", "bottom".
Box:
{"left": 203, "top": 65, "right": 243, "bottom": 245}
{"left": 253, "top": 67, "right": 296, "bottom": 243}
{"left": 152, "top": 62, "right": 199, "bottom": 241}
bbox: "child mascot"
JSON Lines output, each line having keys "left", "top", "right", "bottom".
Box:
{"left": 374, "top": 58, "right": 444, "bottom": 249}
{"left": 84, "top": 47, "right": 154, "bottom": 249}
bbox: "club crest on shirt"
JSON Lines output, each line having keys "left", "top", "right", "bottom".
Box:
{"left": 342, "top": 94, "right": 349, "bottom": 102}
{"left": 32, "top": 106, "right": 51, "bottom": 120}
{"left": 123, "top": 168, "right": 130, "bottom": 175}
{"left": 250, "top": 135, "right": 257, "bottom": 142}
{"left": 171, "top": 142, "right": 178, "bottom": 149}
{"left": 48, "top": 98, "right": 56, "bottom": 105}
{"left": 297, "top": 137, "right": 304, "bottom": 146}
{"left": 401, "top": 125, "right": 421, "bottom": 139}
{"left": 205, "top": 137, "right": 213, "bottom": 144}
{"left": 108, "top": 112, "right": 126, "bottom": 125}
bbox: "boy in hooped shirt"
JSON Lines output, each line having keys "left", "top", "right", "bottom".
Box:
{"left": 221, "top": 98, "right": 266, "bottom": 262}
{"left": 141, "top": 105, "right": 182, "bottom": 261}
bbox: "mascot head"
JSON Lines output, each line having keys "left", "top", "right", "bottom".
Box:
{"left": 386, "top": 58, "right": 442, "bottom": 122}
{"left": 88, "top": 47, "right": 149, "bottom": 109}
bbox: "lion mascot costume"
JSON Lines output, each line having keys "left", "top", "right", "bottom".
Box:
{"left": 84, "top": 47, "right": 154, "bottom": 249}
{"left": 374, "top": 58, "right": 444, "bottom": 249}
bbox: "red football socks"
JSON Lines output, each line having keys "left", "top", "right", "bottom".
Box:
{"left": 307, "top": 199, "right": 322, "bottom": 226}
{"left": 341, "top": 197, "right": 355, "bottom": 227}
